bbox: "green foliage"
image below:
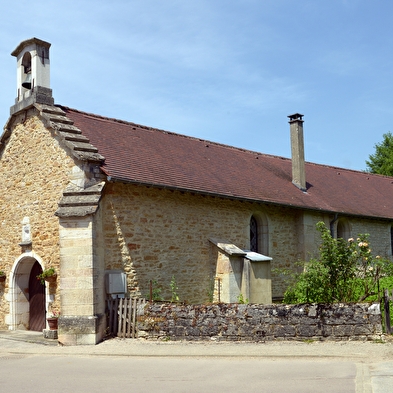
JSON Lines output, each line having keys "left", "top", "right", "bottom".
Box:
{"left": 367, "top": 276, "right": 393, "bottom": 332}
{"left": 170, "top": 275, "right": 180, "bottom": 303}
{"left": 366, "top": 132, "right": 393, "bottom": 176}
{"left": 206, "top": 276, "right": 215, "bottom": 303}
{"left": 145, "top": 280, "right": 164, "bottom": 301}
{"left": 47, "top": 310, "right": 60, "bottom": 318}
{"left": 37, "top": 267, "right": 55, "bottom": 285}
{"left": 0, "top": 270, "right": 4, "bottom": 276}
{"left": 237, "top": 293, "right": 249, "bottom": 304}
{"left": 279, "top": 222, "right": 393, "bottom": 304}
{"left": 302, "top": 339, "right": 316, "bottom": 344}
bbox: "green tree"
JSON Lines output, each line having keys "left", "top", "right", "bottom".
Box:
{"left": 279, "top": 222, "right": 393, "bottom": 304}
{"left": 366, "top": 132, "right": 393, "bottom": 176}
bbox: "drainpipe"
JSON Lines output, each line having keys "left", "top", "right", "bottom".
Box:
{"left": 330, "top": 214, "right": 338, "bottom": 237}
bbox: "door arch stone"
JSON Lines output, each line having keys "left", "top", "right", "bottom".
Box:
{"left": 7, "top": 252, "right": 47, "bottom": 331}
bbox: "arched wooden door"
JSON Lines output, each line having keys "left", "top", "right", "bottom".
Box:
{"left": 29, "top": 261, "right": 45, "bottom": 331}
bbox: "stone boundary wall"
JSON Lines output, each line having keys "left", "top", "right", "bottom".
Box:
{"left": 138, "top": 302, "right": 382, "bottom": 341}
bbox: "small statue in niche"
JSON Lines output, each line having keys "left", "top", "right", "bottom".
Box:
{"left": 22, "top": 217, "right": 31, "bottom": 243}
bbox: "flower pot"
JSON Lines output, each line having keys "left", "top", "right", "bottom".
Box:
{"left": 0, "top": 275, "right": 5, "bottom": 283}
{"left": 47, "top": 317, "right": 58, "bottom": 330}
{"left": 44, "top": 273, "right": 57, "bottom": 283}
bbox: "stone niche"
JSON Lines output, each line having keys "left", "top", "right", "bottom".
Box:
{"left": 209, "top": 238, "right": 272, "bottom": 304}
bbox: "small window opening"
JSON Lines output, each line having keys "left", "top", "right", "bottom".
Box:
{"left": 250, "top": 213, "right": 269, "bottom": 255}
{"left": 250, "top": 216, "right": 258, "bottom": 253}
{"left": 22, "top": 52, "right": 32, "bottom": 74}
{"left": 337, "top": 219, "right": 350, "bottom": 240}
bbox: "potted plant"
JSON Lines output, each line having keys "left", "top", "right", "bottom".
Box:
{"left": 0, "top": 270, "right": 5, "bottom": 282}
{"left": 47, "top": 310, "right": 60, "bottom": 330}
{"left": 37, "top": 267, "right": 57, "bottom": 285}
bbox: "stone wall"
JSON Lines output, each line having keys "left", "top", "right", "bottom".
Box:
{"left": 102, "top": 182, "right": 305, "bottom": 301}
{"left": 0, "top": 110, "right": 74, "bottom": 328}
{"left": 138, "top": 302, "right": 382, "bottom": 341}
{"left": 102, "top": 182, "right": 392, "bottom": 303}
{"left": 350, "top": 217, "right": 392, "bottom": 259}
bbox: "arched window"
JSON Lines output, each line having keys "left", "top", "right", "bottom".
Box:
{"left": 22, "top": 52, "right": 32, "bottom": 74}
{"left": 21, "top": 52, "right": 32, "bottom": 90}
{"left": 337, "top": 219, "right": 350, "bottom": 240}
{"left": 250, "top": 216, "right": 258, "bottom": 252}
{"left": 250, "top": 213, "right": 269, "bottom": 255}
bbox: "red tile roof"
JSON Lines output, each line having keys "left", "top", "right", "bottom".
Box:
{"left": 61, "top": 106, "right": 393, "bottom": 220}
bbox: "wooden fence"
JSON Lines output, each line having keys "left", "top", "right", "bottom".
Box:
{"left": 107, "top": 296, "right": 146, "bottom": 338}
{"left": 383, "top": 288, "right": 393, "bottom": 335}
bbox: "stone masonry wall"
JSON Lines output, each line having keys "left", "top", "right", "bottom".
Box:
{"left": 350, "top": 217, "right": 392, "bottom": 259}
{"left": 0, "top": 111, "right": 74, "bottom": 328}
{"left": 102, "top": 182, "right": 306, "bottom": 302}
{"left": 138, "top": 302, "right": 382, "bottom": 341}
{"left": 102, "top": 182, "right": 392, "bottom": 303}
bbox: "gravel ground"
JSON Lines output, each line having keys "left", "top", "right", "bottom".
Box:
{"left": 1, "top": 333, "right": 393, "bottom": 361}
{"left": 92, "top": 336, "right": 393, "bottom": 361}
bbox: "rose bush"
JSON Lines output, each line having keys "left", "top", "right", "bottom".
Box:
{"left": 280, "top": 222, "right": 393, "bottom": 303}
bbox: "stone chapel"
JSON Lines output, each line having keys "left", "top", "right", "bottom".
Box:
{"left": 1, "top": 38, "right": 393, "bottom": 345}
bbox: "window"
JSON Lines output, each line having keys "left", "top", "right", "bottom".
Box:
{"left": 336, "top": 219, "right": 350, "bottom": 240}
{"left": 250, "top": 216, "right": 258, "bottom": 252}
{"left": 22, "top": 52, "right": 32, "bottom": 74}
{"left": 249, "top": 213, "right": 269, "bottom": 255}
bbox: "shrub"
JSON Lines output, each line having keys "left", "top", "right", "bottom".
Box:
{"left": 279, "top": 222, "right": 393, "bottom": 303}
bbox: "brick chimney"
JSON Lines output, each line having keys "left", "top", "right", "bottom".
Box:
{"left": 288, "top": 113, "right": 306, "bottom": 192}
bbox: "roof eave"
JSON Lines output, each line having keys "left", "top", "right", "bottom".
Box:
{"left": 105, "top": 175, "right": 393, "bottom": 222}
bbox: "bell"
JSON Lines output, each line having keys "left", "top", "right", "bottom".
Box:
{"left": 22, "top": 73, "right": 32, "bottom": 90}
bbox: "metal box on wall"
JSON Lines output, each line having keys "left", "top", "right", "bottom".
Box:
{"left": 105, "top": 271, "right": 126, "bottom": 295}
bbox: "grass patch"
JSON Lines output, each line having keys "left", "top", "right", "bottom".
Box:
{"left": 302, "top": 339, "right": 316, "bottom": 344}
{"left": 372, "top": 338, "right": 385, "bottom": 344}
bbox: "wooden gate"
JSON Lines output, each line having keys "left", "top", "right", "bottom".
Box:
{"left": 29, "top": 261, "right": 45, "bottom": 331}
{"left": 107, "top": 297, "right": 146, "bottom": 338}
{"left": 383, "top": 288, "right": 393, "bottom": 334}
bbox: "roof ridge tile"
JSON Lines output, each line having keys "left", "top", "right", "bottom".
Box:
{"left": 57, "top": 105, "right": 293, "bottom": 161}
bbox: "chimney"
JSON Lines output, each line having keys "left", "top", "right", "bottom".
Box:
{"left": 288, "top": 113, "right": 306, "bottom": 192}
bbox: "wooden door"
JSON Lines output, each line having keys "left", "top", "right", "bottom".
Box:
{"left": 29, "top": 261, "right": 46, "bottom": 331}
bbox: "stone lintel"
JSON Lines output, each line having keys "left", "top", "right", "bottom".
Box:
{"left": 72, "top": 151, "right": 105, "bottom": 162}
{"left": 62, "top": 182, "right": 105, "bottom": 196}
{"left": 55, "top": 205, "right": 99, "bottom": 217}
{"left": 56, "top": 182, "right": 105, "bottom": 218}
{"left": 58, "top": 194, "right": 101, "bottom": 207}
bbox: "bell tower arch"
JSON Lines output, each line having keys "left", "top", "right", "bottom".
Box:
{"left": 10, "top": 37, "right": 53, "bottom": 114}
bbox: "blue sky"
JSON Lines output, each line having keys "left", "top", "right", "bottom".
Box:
{"left": 1, "top": 0, "right": 392, "bottom": 171}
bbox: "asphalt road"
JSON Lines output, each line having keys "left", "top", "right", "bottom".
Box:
{"left": 0, "top": 355, "right": 358, "bottom": 393}
{"left": 0, "top": 333, "right": 392, "bottom": 392}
